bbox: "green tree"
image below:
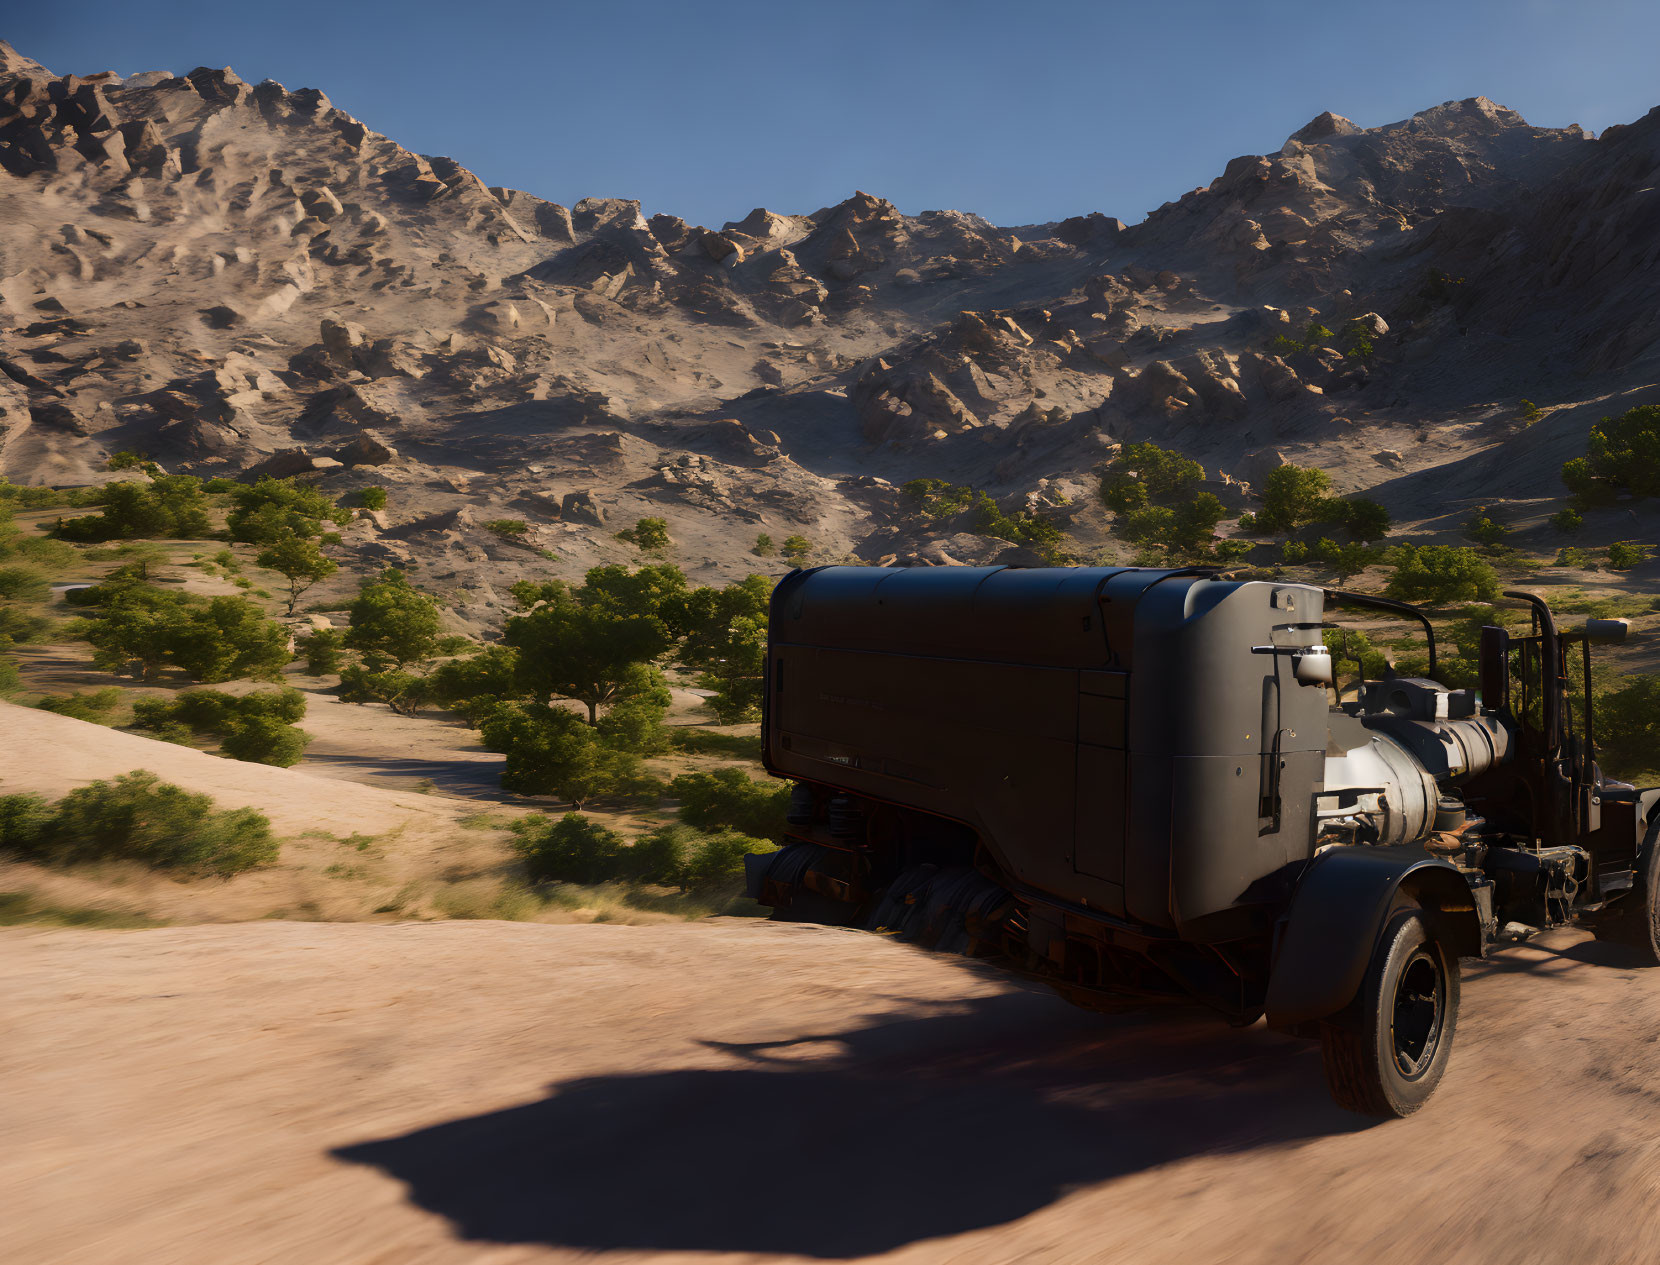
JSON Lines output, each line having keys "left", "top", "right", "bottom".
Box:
{"left": 504, "top": 588, "right": 671, "bottom": 725}
{"left": 1099, "top": 441, "right": 1203, "bottom": 513}
{"left": 781, "top": 535, "right": 812, "bottom": 563}
{"left": 106, "top": 451, "right": 159, "bottom": 474}
{"left": 345, "top": 569, "right": 442, "bottom": 669}
{"left": 577, "top": 563, "right": 691, "bottom": 625}
{"left": 1332, "top": 498, "right": 1391, "bottom": 542}
{"left": 78, "top": 586, "right": 195, "bottom": 681}
{"left": 1311, "top": 537, "right": 1380, "bottom": 581}
{"left": 1553, "top": 546, "right": 1591, "bottom": 569}
{"left": 1519, "top": 399, "right": 1543, "bottom": 425}
{"left": 1561, "top": 404, "right": 1660, "bottom": 506}
{"left": 594, "top": 664, "right": 673, "bottom": 753}
{"left": 1597, "top": 676, "right": 1660, "bottom": 780}
{"left": 1257, "top": 464, "right": 1333, "bottom": 532}
{"left": 256, "top": 530, "right": 338, "bottom": 614}
{"left": 170, "top": 596, "right": 291, "bottom": 683}
{"left": 57, "top": 476, "right": 213, "bottom": 542}
{"left": 357, "top": 487, "right": 387, "bottom": 511}
{"left": 479, "top": 704, "right": 649, "bottom": 807}
{"left": 426, "top": 644, "right": 521, "bottom": 726}
{"left": 676, "top": 574, "right": 771, "bottom": 723}
{"left": 225, "top": 477, "right": 349, "bottom": 545}
{"left": 0, "top": 567, "right": 49, "bottom": 603}
{"left": 296, "top": 627, "right": 346, "bottom": 675}
{"left": 669, "top": 766, "right": 790, "bottom": 840}
{"left": 753, "top": 533, "right": 775, "bottom": 557}
{"left": 1383, "top": 545, "right": 1501, "bottom": 605}
{"left": 509, "top": 811, "right": 626, "bottom": 883}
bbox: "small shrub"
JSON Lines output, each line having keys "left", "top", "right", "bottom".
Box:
{"left": 1608, "top": 541, "right": 1651, "bottom": 571}
{"left": 510, "top": 812, "right": 625, "bottom": 884}
{"left": 678, "top": 830, "right": 774, "bottom": 890}
{"left": 296, "top": 627, "right": 346, "bottom": 675}
{"left": 752, "top": 533, "right": 775, "bottom": 557}
{"left": 668, "top": 767, "right": 790, "bottom": 840}
{"left": 131, "top": 687, "right": 311, "bottom": 767}
{"left": 781, "top": 534, "right": 812, "bottom": 563}
{"left": 0, "top": 567, "right": 49, "bottom": 603}
{"left": 615, "top": 517, "right": 670, "bottom": 551}
{"left": 0, "top": 771, "right": 277, "bottom": 875}
{"left": 1553, "top": 546, "right": 1591, "bottom": 569}
{"left": 357, "top": 487, "right": 388, "bottom": 511}
{"left": 1550, "top": 508, "right": 1584, "bottom": 535}
{"left": 1519, "top": 399, "right": 1543, "bottom": 426}
{"left": 34, "top": 688, "right": 124, "bottom": 724}
{"left": 1464, "top": 509, "right": 1510, "bottom": 549}
{"left": 1383, "top": 544, "right": 1501, "bottom": 604}
{"left": 485, "top": 519, "right": 530, "bottom": 538}
{"left": 0, "top": 608, "right": 50, "bottom": 644}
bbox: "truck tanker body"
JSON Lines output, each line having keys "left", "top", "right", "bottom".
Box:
{"left": 746, "top": 565, "right": 1660, "bottom": 1116}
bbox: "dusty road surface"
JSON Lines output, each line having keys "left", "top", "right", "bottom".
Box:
{"left": 6, "top": 918, "right": 1660, "bottom": 1265}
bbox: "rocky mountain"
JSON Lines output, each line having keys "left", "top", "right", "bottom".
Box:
{"left": 3, "top": 39, "right": 1658, "bottom": 626}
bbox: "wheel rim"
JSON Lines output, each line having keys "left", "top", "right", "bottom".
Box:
{"left": 1390, "top": 947, "right": 1445, "bottom": 1079}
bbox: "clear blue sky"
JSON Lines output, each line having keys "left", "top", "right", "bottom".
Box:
{"left": 9, "top": 0, "right": 1658, "bottom": 227}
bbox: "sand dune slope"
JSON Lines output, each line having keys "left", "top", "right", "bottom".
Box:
{"left": 0, "top": 700, "right": 467, "bottom": 834}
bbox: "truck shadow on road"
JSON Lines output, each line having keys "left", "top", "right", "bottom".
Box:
{"left": 334, "top": 983, "right": 1371, "bottom": 1258}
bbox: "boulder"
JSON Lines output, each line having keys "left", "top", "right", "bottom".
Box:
{"left": 29, "top": 400, "right": 90, "bottom": 435}
{"left": 699, "top": 232, "right": 743, "bottom": 266}
{"left": 300, "top": 186, "right": 344, "bottom": 221}
{"left": 560, "top": 490, "right": 605, "bottom": 525}
{"left": 331, "top": 432, "right": 397, "bottom": 466}
{"left": 1349, "top": 311, "right": 1390, "bottom": 339}
{"left": 321, "top": 317, "right": 368, "bottom": 366}
{"left": 468, "top": 300, "right": 521, "bottom": 334}
{"left": 240, "top": 449, "right": 344, "bottom": 480}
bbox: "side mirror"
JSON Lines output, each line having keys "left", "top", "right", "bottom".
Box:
{"left": 1293, "top": 647, "right": 1333, "bottom": 687}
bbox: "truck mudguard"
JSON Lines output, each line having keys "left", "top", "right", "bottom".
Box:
{"left": 1263, "top": 845, "right": 1482, "bottom": 1028}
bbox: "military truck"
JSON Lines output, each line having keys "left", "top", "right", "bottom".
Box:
{"left": 746, "top": 565, "right": 1657, "bottom": 1117}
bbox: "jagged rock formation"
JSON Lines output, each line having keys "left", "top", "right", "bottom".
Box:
{"left": 2, "top": 37, "right": 1659, "bottom": 625}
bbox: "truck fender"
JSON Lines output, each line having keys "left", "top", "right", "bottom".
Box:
{"left": 1263, "top": 845, "right": 1482, "bottom": 1029}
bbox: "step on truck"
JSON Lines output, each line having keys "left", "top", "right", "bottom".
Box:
{"left": 745, "top": 565, "right": 1658, "bottom": 1116}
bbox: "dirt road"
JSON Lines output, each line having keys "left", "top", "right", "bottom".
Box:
{"left": 6, "top": 917, "right": 1660, "bottom": 1265}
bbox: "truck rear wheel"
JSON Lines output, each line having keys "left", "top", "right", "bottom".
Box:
{"left": 1319, "top": 909, "right": 1459, "bottom": 1118}
{"left": 1587, "top": 838, "right": 1660, "bottom": 963}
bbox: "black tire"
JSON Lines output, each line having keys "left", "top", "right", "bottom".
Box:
{"left": 1320, "top": 909, "right": 1460, "bottom": 1118}
{"left": 1587, "top": 837, "right": 1660, "bottom": 963}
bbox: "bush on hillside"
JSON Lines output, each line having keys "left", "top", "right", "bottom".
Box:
{"left": 1383, "top": 545, "right": 1502, "bottom": 605}
{"left": 668, "top": 767, "right": 790, "bottom": 840}
{"left": 0, "top": 771, "right": 277, "bottom": 875}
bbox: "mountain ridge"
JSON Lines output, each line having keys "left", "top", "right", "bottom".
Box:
{"left": 2, "top": 39, "right": 1658, "bottom": 628}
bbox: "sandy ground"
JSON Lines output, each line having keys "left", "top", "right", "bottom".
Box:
{"left": 5, "top": 916, "right": 1660, "bottom": 1265}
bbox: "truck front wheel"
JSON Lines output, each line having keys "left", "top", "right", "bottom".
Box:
{"left": 1319, "top": 909, "right": 1459, "bottom": 1117}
